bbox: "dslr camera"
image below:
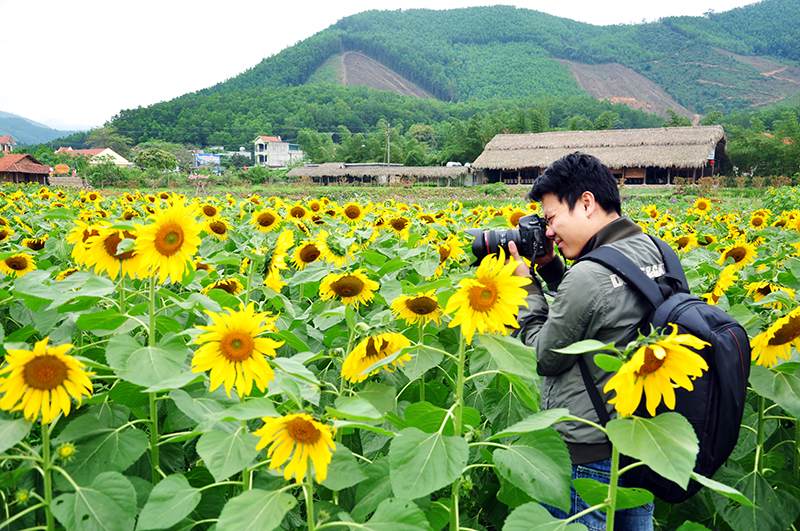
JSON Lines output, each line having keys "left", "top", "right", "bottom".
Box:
{"left": 466, "top": 214, "right": 548, "bottom": 266}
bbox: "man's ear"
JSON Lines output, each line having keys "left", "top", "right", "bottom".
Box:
{"left": 581, "top": 191, "right": 596, "bottom": 217}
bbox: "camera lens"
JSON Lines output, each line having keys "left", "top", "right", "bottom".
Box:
{"left": 465, "top": 228, "right": 521, "bottom": 265}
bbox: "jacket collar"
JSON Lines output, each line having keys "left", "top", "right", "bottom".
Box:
{"left": 577, "top": 216, "right": 642, "bottom": 259}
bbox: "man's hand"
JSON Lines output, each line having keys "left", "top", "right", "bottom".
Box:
{"left": 507, "top": 241, "right": 532, "bottom": 277}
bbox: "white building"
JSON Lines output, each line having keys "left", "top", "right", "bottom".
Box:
{"left": 253, "top": 135, "right": 304, "bottom": 167}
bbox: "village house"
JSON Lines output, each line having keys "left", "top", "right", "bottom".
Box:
{"left": 287, "top": 162, "right": 476, "bottom": 186}
{"left": 0, "top": 154, "right": 50, "bottom": 184}
{"left": 253, "top": 135, "right": 305, "bottom": 168}
{"left": 472, "top": 125, "right": 728, "bottom": 186}
{"left": 0, "top": 135, "right": 17, "bottom": 154}
{"left": 55, "top": 147, "right": 133, "bottom": 166}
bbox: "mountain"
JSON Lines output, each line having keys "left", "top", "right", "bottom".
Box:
{"left": 103, "top": 0, "right": 800, "bottom": 149}
{"left": 0, "top": 111, "right": 79, "bottom": 145}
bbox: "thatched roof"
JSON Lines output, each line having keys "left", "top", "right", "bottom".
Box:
{"left": 287, "top": 163, "right": 472, "bottom": 180}
{"left": 472, "top": 126, "right": 726, "bottom": 171}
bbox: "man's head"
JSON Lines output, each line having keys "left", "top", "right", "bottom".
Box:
{"left": 527, "top": 152, "right": 621, "bottom": 259}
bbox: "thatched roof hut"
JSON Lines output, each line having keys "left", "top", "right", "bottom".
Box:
{"left": 287, "top": 163, "right": 476, "bottom": 186}
{"left": 473, "top": 126, "right": 727, "bottom": 185}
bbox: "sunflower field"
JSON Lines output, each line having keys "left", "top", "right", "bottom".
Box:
{"left": 2, "top": 183, "right": 800, "bottom": 531}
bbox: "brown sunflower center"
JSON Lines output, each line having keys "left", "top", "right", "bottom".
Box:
{"left": 365, "top": 337, "right": 387, "bottom": 358}
{"left": 420, "top": 215, "right": 435, "bottom": 224}
{"left": 5, "top": 256, "right": 30, "bottom": 271}
{"left": 286, "top": 417, "right": 322, "bottom": 444}
{"left": 215, "top": 280, "right": 240, "bottom": 294}
{"left": 331, "top": 276, "right": 364, "bottom": 298}
{"left": 406, "top": 296, "right": 438, "bottom": 315}
{"left": 122, "top": 211, "right": 139, "bottom": 220}
{"left": 635, "top": 347, "right": 666, "bottom": 376}
{"left": 769, "top": 314, "right": 800, "bottom": 346}
{"left": 724, "top": 247, "right": 747, "bottom": 263}
{"left": 104, "top": 232, "right": 136, "bottom": 261}
{"left": 23, "top": 355, "right": 68, "bottom": 390}
{"left": 756, "top": 285, "right": 774, "bottom": 297}
{"left": 390, "top": 218, "right": 409, "bottom": 231}
{"left": 0, "top": 229, "right": 10, "bottom": 240}
{"left": 209, "top": 221, "right": 227, "bottom": 235}
{"left": 676, "top": 236, "right": 690, "bottom": 249}
{"left": 468, "top": 279, "right": 498, "bottom": 312}
{"left": 203, "top": 205, "right": 218, "bottom": 217}
{"left": 299, "top": 245, "right": 321, "bottom": 263}
{"left": 257, "top": 212, "right": 276, "bottom": 227}
{"left": 154, "top": 222, "right": 185, "bottom": 257}
{"left": 290, "top": 207, "right": 306, "bottom": 218}
{"left": 697, "top": 235, "right": 713, "bottom": 246}
{"left": 509, "top": 212, "right": 524, "bottom": 227}
{"left": 752, "top": 217, "right": 765, "bottom": 227}
{"left": 219, "top": 331, "right": 255, "bottom": 362}
{"left": 344, "top": 206, "right": 361, "bottom": 219}
{"left": 439, "top": 246, "right": 452, "bottom": 263}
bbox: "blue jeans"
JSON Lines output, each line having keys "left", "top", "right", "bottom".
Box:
{"left": 543, "top": 459, "right": 654, "bottom": 531}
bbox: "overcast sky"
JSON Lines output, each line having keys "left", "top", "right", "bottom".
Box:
{"left": 0, "top": 0, "right": 757, "bottom": 131}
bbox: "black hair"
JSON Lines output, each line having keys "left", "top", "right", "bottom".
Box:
{"left": 527, "top": 152, "right": 621, "bottom": 215}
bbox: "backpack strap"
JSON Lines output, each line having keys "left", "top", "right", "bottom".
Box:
{"left": 647, "top": 235, "right": 690, "bottom": 294}
{"left": 578, "top": 356, "right": 611, "bottom": 426}
{"left": 578, "top": 246, "right": 668, "bottom": 308}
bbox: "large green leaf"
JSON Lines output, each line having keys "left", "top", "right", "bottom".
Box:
{"left": 493, "top": 429, "right": 572, "bottom": 512}
{"left": 606, "top": 413, "right": 698, "bottom": 489}
{"left": 328, "top": 396, "right": 384, "bottom": 421}
{"left": 321, "top": 444, "right": 369, "bottom": 491}
{"left": 730, "top": 403, "right": 777, "bottom": 460}
{"left": 356, "top": 382, "right": 397, "bottom": 414}
{"left": 216, "top": 489, "right": 297, "bottom": 531}
{"left": 169, "top": 388, "right": 239, "bottom": 433}
{"left": 205, "top": 397, "right": 278, "bottom": 422}
{"left": 400, "top": 345, "right": 444, "bottom": 382}
{"left": 51, "top": 471, "right": 136, "bottom": 531}
{"left": 105, "top": 334, "right": 189, "bottom": 389}
{"left": 389, "top": 427, "right": 469, "bottom": 499}
{"left": 403, "top": 402, "right": 480, "bottom": 435}
{"left": 712, "top": 470, "right": 800, "bottom": 531}
{"left": 352, "top": 457, "right": 394, "bottom": 522}
{"left": 490, "top": 409, "right": 570, "bottom": 440}
{"left": 0, "top": 418, "right": 32, "bottom": 454}
{"left": 503, "top": 502, "right": 588, "bottom": 531}
{"left": 572, "top": 478, "right": 653, "bottom": 512}
{"left": 75, "top": 309, "right": 130, "bottom": 333}
{"left": 483, "top": 387, "right": 535, "bottom": 431}
{"left": 137, "top": 474, "right": 201, "bottom": 530}
{"left": 196, "top": 429, "right": 260, "bottom": 482}
{"left": 477, "top": 335, "right": 538, "bottom": 380}
{"left": 749, "top": 365, "right": 800, "bottom": 419}
{"left": 347, "top": 498, "right": 434, "bottom": 531}
{"left": 691, "top": 472, "right": 754, "bottom": 507}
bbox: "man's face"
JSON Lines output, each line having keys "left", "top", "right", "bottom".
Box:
{"left": 541, "top": 192, "right": 593, "bottom": 260}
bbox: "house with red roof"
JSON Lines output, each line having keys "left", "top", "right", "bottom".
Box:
{"left": 253, "top": 135, "right": 305, "bottom": 168}
{"left": 55, "top": 147, "right": 132, "bottom": 166}
{"left": 0, "top": 135, "right": 16, "bottom": 154}
{"left": 0, "top": 154, "right": 50, "bottom": 184}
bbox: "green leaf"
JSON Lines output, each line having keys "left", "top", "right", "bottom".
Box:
{"left": 675, "top": 523, "right": 712, "bottom": 531}
{"left": 76, "top": 309, "right": 130, "bottom": 332}
{"left": 270, "top": 329, "right": 309, "bottom": 352}
{"left": 691, "top": 471, "right": 754, "bottom": 507}
{"left": 206, "top": 397, "right": 278, "bottom": 422}
{"left": 483, "top": 387, "right": 535, "bottom": 431}
{"left": 137, "top": 474, "right": 201, "bottom": 530}
{"left": 196, "top": 430, "right": 260, "bottom": 482}
{"left": 328, "top": 396, "right": 384, "bottom": 421}
{"left": 478, "top": 334, "right": 538, "bottom": 379}
{"left": 592, "top": 354, "right": 624, "bottom": 373}
{"left": 216, "top": 488, "right": 297, "bottom": 531}
{"left": 51, "top": 471, "right": 136, "bottom": 531}
{"left": 572, "top": 478, "right": 653, "bottom": 512}
{"left": 712, "top": 470, "right": 800, "bottom": 531}
{"left": 749, "top": 365, "right": 800, "bottom": 419}
{"left": 105, "top": 334, "right": 189, "bottom": 389}
{"left": 493, "top": 429, "right": 572, "bottom": 512}
{"left": 169, "top": 388, "right": 238, "bottom": 431}
{"left": 491, "top": 409, "right": 570, "bottom": 440}
{"left": 503, "top": 502, "right": 588, "bottom": 531}
{"left": 389, "top": 427, "right": 469, "bottom": 499}
{"left": 321, "top": 444, "right": 369, "bottom": 491}
{"left": 356, "top": 382, "right": 397, "bottom": 414}
{"left": 552, "top": 340, "right": 615, "bottom": 355}
{"left": 352, "top": 457, "right": 394, "bottom": 522}
{"left": 0, "top": 418, "right": 32, "bottom": 454}
{"left": 606, "top": 413, "right": 698, "bottom": 489}
{"left": 353, "top": 498, "right": 434, "bottom": 531}
{"left": 400, "top": 345, "right": 444, "bottom": 382}
{"left": 403, "top": 402, "right": 480, "bottom": 435}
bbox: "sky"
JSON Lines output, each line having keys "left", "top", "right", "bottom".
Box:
{"left": 0, "top": 0, "right": 757, "bottom": 132}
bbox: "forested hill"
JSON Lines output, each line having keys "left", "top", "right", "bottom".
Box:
{"left": 205, "top": 0, "right": 800, "bottom": 112}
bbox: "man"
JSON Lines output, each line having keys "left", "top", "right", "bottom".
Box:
{"left": 508, "top": 152, "right": 660, "bottom": 530}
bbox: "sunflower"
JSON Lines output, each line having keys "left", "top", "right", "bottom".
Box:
{"left": 307, "top": 199, "right": 324, "bottom": 214}
{"left": 316, "top": 229, "right": 353, "bottom": 268}
{"left": 0, "top": 253, "right": 36, "bottom": 278}
{"left": 254, "top": 413, "right": 336, "bottom": 483}
{"left": 505, "top": 208, "right": 528, "bottom": 229}
{"left": 0, "top": 337, "right": 93, "bottom": 423}
{"left": 21, "top": 235, "right": 48, "bottom": 251}
{"left": 387, "top": 216, "right": 412, "bottom": 239}
{"left": 642, "top": 205, "right": 659, "bottom": 220}
{"left": 391, "top": 290, "right": 442, "bottom": 326}
{"left": 250, "top": 208, "right": 282, "bottom": 233}
{"left": 55, "top": 267, "right": 81, "bottom": 281}
{"left": 527, "top": 201, "right": 539, "bottom": 212}
{"left": 672, "top": 233, "right": 698, "bottom": 252}
{"left": 135, "top": 195, "right": 202, "bottom": 283}
{"left": 201, "top": 278, "right": 244, "bottom": 296}
{"left": 718, "top": 239, "right": 758, "bottom": 269}
{"left": 444, "top": 249, "right": 531, "bottom": 344}
{"left": 604, "top": 324, "right": 709, "bottom": 417}
{"left": 205, "top": 219, "right": 231, "bottom": 241}
{"left": 341, "top": 202, "right": 366, "bottom": 224}
{"left": 429, "top": 235, "right": 467, "bottom": 278}
{"left": 751, "top": 307, "right": 800, "bottom": 367}
{"left": 696, "top": 234, "right": 717, "bottom": 247}
{"left": 341, "top": 332, "right": 412, "bottom": 383}
{"left": 291, "top": 241, "right": 322, "bottom": 270}
{"left": 82, "top": 227, "right": 141, "bottom": 280}
{"left": 319, "top": 270, "right": 379, "bottom": 308}
{"left": 121, "top": 210, "right": 140, "bottom": 221}
{"left": 701, "top": 265, "right": 738, "bottom": 305}
{"left": 287, "top": 203, "right": 310, "bottom": 221}
{"left": 749, "top": 213, "right": 768, "bottom": 230}
{"left": 693, "top": 197, "right": 712, "bottom": 215}
{"left": 0, "top": 227, "right": 14, "bottom": 241}
{"left": 263, "top": 230, "right": 294, "bottom": 292}
{"left": 191, "top": 303, "right": 284, "bottom": 397}
{"left": 746, "top": 281, "right": 795, "bottom": 309}
{"left": 199, "top": 203, "right": 220, "bottom": 219}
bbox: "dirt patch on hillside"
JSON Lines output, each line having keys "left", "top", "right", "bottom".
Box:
{"left": 337, "top": 52, "right": 434, "bottom": 99}
{"left": 557, "top": 60, "right": 701, "bottom": 123}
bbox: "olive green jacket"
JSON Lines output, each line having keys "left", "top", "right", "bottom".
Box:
{"left": 516, "top": 217, "right": 667, "bottom": 464}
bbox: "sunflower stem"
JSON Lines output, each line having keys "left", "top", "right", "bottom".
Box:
{"left": 605, "top": 445, "right": 621, "bottom": 531}
{"left": 756, "top": 395, "right": 765, "bottom": 475}
{"left": 244, "top": 258, "right": 256, "bottom": 308}
{"left": 418, "top": 323, "right": 425, "bottom": 403}
{"left": 303, "top": 480, "right": 316, "bottom": 531}
{"left": 41, "top": 423, "right": 54, "bottom": 531}
{"left": 118, "top": 275, "right": 126, "bottom": 314}
{"left": 795, "top": 422, "right": 800, "bottom": 481}
{"left": 449, "top": 329, "right": 466, "bottom": 531}
{"left": 240, "top": 397, "right": 251, "bottom": 491}
{"left": 149, "top": 392, "right": 161, "bottom": 485}
{"left": 148, "top": 275, "right": 157, "bottom": 347}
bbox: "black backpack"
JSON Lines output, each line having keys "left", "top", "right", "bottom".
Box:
{"left": 577, "top": 235, "right": 750, "bottom": 504}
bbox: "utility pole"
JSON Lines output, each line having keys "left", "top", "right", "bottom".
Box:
{"left": 386, "top": 122, "right": 391, "bottom": 164}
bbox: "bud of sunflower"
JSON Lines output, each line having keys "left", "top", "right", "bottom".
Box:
{"left": 57, "top": 442, "right": 77, "bottom": 462}
{"left": 354, "top": 322, "right": 371, "bottom": 334}
{"left": 15, "top": 490, "right": 30, "bottom": 505}
{"left": 317, "top": 510, "right": 331, "bottom": 524}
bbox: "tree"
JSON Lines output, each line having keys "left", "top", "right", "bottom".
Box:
{"left": 86, "top": 125, "right": 133, "bottom": 157}
{"left": 662, "top": 109, "right": 692, "bottom": 127}
{"left": 135, "top": 148, "right": 178, "bottom": 172}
